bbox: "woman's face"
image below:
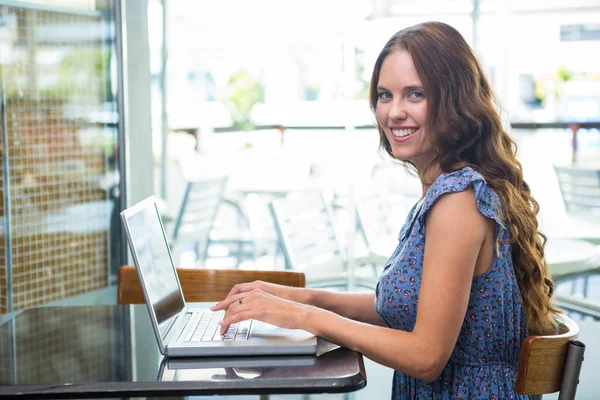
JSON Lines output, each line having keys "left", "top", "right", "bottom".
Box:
{"left": 375, "top": 50, "right": 435, "bottom": 172}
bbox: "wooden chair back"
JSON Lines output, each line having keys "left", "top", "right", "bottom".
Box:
{"left": 515, "top": 313, "right": 582, "bottom": 397}
{"left": 117, "top": 265, "right": 305, "bottom": 304}
{"left": 553, "top": 165, "right": 600, "bottom": 214}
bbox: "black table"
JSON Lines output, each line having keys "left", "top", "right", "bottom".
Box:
{"left": 0, "top": 305, "right": 366, "bottom": 399}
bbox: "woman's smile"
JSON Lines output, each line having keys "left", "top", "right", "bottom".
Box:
{"left": 390, "top": 127, "right": 420, "bottom": 142}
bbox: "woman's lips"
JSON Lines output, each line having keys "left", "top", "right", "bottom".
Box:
{"left": 389, "top": 127, "right": 419, "bottom": 142}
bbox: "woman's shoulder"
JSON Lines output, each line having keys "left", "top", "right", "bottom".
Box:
{"left": 430, "top": 166, "right": 484, "bottom": 192}
{"left": 420, "top": 167, "right": 505, "bottom": 227}
{"left": 423, "top": 166, "right": 486, "bottom": 205}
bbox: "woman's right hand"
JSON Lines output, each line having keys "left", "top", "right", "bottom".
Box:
{"left": 217, "top": 280, "right": 306, "bottom": 305}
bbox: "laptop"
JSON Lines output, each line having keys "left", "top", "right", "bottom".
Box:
{"left": 120, "top": 195, "right": 317, "bottom": 357}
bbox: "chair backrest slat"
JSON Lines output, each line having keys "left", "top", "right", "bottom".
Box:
{"left": 284, "top": 212, "right": 331, "bottom": 235}
{"left": 181, "top": 200, "right": 221, "bottom": 217}
{"left": 293, "top": 242, "right": 343, "bottom": 269}
{"left": 117, "top": 265, "right": 305, "bottom": 304}
{"left": 355, "top": 186, "right": 396, "bottom": 246}
{"left": 179, "top": 210, "right": 218, "bottom": 227}
{"left": 515, "top": 313, "right": 580, "bottom": 395}
{"left": 171, "top": 176, "right": 228, "bottom": 246}
{"left": 554, "top": 165, "right": 600, "bottom": 214}
{"left": 269, "top": 191, "right": 346, "bottom": 273}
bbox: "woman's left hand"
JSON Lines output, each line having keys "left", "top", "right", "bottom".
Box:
{"left": 211, "top": 289, "right": 310, "bottom": 335}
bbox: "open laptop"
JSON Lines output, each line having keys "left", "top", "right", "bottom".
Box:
{"left": 120, "top": 196, "right": 317, "bottom": 357}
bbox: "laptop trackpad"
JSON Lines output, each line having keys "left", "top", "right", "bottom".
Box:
{"left": 250, "top": 321, "right": 315, "bottom": 341}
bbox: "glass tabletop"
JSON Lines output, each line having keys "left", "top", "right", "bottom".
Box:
{"left": 0, "top": 305, "right": 365, "bottom": 398}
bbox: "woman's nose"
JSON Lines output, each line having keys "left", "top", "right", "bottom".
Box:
{"left": 389, "top": 101, "right": 407, "bottom": 120}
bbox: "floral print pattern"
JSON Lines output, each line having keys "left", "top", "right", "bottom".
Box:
{"left": 375, "top": 167, "right": 529, "bottom": 399}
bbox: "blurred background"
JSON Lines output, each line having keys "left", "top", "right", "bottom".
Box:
{"left": 1, "top": 0, "right": 599, "bottom": 398}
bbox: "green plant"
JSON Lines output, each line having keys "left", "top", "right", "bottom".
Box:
{"left": 226, "top": 70, "right": 264, "bottom": 131}
{"left": 556, "top": 66, "right": 573, "bottom": 82}
{"left": 534, "top": 66, "right": 575, "bottom": 105}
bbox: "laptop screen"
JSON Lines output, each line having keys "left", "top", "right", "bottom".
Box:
{"left": 123, "top": 199, "right": 185, "bottom": 328}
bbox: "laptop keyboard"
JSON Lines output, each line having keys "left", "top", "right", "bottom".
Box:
{"left": 182, "top": 311, "right": 251, "bottom": 342}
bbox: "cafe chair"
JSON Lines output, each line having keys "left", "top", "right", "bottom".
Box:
{"left": 169, "top": 175, "right": 228, "bottom": 266}
{"left": 553, "top": 165, "right": 600, "bottom": 215}
{"left": 355, "top": 186, "right": 396, "bottom": 248}
{"left": 515, "top": 313, "right": 586, "bottom": 400}
{"left": 169, "top": 175, "right": 256, "bottom": 268}
{"left": 550, "top": 165, "right": 600, "bottom": 296}
{"left": 117, "top": 265, "right": 306, "bottom": 304}
{"left": 268, "top": 190, "right": 377, "bottom": 291}
{"left": 352, "top": 183, "right": 404, "bottom": 275}
{"left": 538, "top": 166, "right": 600, "bottom": 246}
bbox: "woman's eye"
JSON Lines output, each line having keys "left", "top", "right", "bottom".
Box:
{"left": 378, "top": 92, "right": 391, "bottom": 100}
{"left": 409, "top": 91, "right": 424, "bottom": 99}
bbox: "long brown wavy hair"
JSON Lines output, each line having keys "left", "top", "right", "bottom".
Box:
{"left": 369, "top": 21, "right": 559, "bottom": 335}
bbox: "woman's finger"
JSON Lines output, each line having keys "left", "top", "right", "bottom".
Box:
{"left": 219, "top": 295, "right": 252, "bottom": 334}
{"left": 220, "top": 310, "right": 253, "bottom": 329}
{"left": 224, "top": 284, "right": 243, "bottom": 299}
{"left": 212, "top": 283, "right": 258, "bottom": 311}
{"left": 210, "top": 293, "right": 240, "bottom": 311}
{"left": 226, "top": 282, "right": 257, "bottom": 298}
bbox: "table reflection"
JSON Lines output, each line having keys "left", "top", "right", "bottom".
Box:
{"left": 0, "top": 306, "right": 128, "bottom": 386}
{"left": 0, "top": 305, "right": 365, "bottom": 398}
{"left": 159, "top": 354, "right": 317, "bottom": 381}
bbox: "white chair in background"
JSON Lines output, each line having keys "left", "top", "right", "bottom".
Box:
{"left": 554, "top": 165, "right": 600, "bottom": 215}
{"left": 349, "top": 165, "right": 421, "bottom": 272}
{"left": 370, "top": 159, "right": 422, "bottom": 215}
{"left": 269, "top": 190, "right": 377, "bottom": 290}
{"left": 548, "top": 165, "right": 600, "bottom": 244}
{"left": 547, "top": 166, "right": 600, "bottom": 297}
{"left": 353, "top": 183, "right": 403, "bottom": 273}
{"left": 169, "top": 175, "right": 234, "bottom": 268}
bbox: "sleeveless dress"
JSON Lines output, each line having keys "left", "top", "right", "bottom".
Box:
{"left": 374, "top": 167, "right": 529, "bottom": 399}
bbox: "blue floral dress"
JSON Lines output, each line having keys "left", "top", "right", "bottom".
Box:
{"left": 374, "top": 167, "right": 529, "bottom": 399}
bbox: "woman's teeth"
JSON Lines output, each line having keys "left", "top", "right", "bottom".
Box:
{"left": 391, "top": 128, "right": 418, "bottom": 137}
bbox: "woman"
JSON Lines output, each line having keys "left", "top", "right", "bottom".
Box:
{"left": 212, "top": 21, "right": 558, "bottom": 399}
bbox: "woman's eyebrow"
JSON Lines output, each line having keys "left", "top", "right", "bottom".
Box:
{"left": 403, "top": 85, "right": 424, "bottom": 92}
{"left": 376, "top": 84, "right": 424, "bottom": 92}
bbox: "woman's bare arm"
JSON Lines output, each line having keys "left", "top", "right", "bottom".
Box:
{"left": 294, "top": 189, "right": 489, "bottom": 381}
{"left": 218, "top": 280, "right": 386, "bottom": 326}
{"left": 302, "top": 290, "right": 386, "bottom": 326}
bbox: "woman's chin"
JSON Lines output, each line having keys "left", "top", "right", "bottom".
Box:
{"left": 391, "top": 151, "right": 412, "bottom": 162}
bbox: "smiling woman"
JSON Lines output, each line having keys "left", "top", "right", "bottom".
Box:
{"left": 211, "top": 21, "right": 559, "bottom": 400}
{"left": 366, "top": 21, "right": 559, "bottom": 398}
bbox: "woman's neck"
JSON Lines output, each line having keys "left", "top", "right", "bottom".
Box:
{"left": 417, "top": 163, "right": 442, "bottom": 199}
